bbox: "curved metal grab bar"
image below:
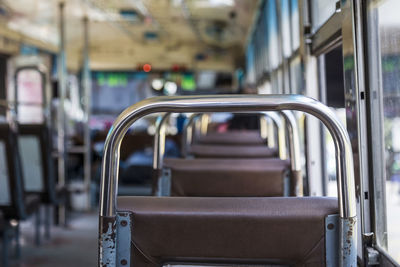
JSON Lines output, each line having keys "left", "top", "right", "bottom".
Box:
{"left": 181, "top": 113, "right": 202, "bottom": 157}
{"left": 280, "top": 111, "right": 301, "bottom": 172}
{"left": 199, "top": 113, "right": 210, "bottom": 136}
{"left": 101, "top": 94, "right": 355, "bottom": 216}
{"left": 153, "top": 113, "right": 171, "bottom": 171}
{"left": 281, "top": 111, "right": 302, "bottom": 196}
{"left": 263, "top": 112, "right": 287, "bottom": 160}
{"left": 259, "top": 115, "right": 268, "bottom": 141}
{"left": 99, "top": 94, "right": 357, "bottom": 267}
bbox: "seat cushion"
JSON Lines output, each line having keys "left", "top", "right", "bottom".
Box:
{"left": 189, "top": 144, "right": 278, "bottom": 158}
{"left": 117, "top": 196, "right": 338, "bottom": 266}
{"left": 197, "top": 130, "right": 265, "bottom": 146}
{"left": 163, "top": 158, "right": 290, "bottom": 197}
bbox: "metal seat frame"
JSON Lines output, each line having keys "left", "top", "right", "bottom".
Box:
{"left": 98, "top": 94, "right": 357, "bottom": 267}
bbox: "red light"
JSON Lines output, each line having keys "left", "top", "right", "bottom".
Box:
{"left": 143, "top": 64, "right": 152, "bottom": 72}
{"left": 172, "top": 64, "right": 180, "bottom": 72}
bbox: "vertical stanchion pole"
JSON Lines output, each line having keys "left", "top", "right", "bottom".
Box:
{"left": 82, "top": 16, "right": 92, "bottom": 210}
{"left": 57, "top": 1, "right": 67, "bottom": 225}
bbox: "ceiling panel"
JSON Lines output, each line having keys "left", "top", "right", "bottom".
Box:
{"left": 0, "top": 0, "right": 258, "bottom": 70}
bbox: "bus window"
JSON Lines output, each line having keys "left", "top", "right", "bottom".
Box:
{"left": 317, "top": 45, "right": 345, "bottom": 197}
{"left": 246, "top": 41, "right": 256, "bottom": 85}
{"left": 367, "top": 0, "right": 400, "bottom": 262}
{"left": 16, "top": 69, "right": 44, "bottom": 124}
{"left": 290, "top": 0, "right": 300, "bottom": 51}
{"left": 266, "top": 0, "right": 279, "bottom": 70}
{"left": 280, "top": 0, "right": 291, "bottom": 58}
{"left": 311, "top": 0, "right": 337, "bottom": 32}
{"left": 289, "top": 55, "right": 303, "bottom": 94}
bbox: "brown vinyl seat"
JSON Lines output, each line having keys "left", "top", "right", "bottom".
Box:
{"left": 162, "top": 158, "right": 290, "bottom": 197}
{"left": 188, "top": 144, "right": 278, "bottom": 158}
{"left": 118, "top": 196, "right": 338, "bottom": 266}
{"left": 197, "top": 130, "right": 265, "bottom": 146}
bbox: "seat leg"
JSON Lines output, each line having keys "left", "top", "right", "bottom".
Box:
{"left": 55, "top": 204, "right": 67, "bottom": 227}
{"left": 2, "top": 229, "right": 10, "bottom": 267}
{"left": 14, "top": 222, "right": 21, "bottom": 259}
{"left": 44, "top": 205, "right": 51, "bottom": 240}
{"left": 35, "top": 209, "right": 41, "bottom": 246}
{"left": 60, "top": 205, "right": 67, "bottom": 227}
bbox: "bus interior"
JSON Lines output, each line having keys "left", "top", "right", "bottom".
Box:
{"left": 0, "top": 0, "right": 399, "bottom": 266}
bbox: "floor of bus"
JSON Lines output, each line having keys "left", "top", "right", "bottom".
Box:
{"left": 10, "top": 212, "right": 98, "bottom": 267}
{"left": 7, "top": 184, "right": 152, "bottom": 267}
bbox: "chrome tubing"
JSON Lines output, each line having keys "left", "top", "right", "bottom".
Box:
{"left": 100, "top": 94, "right": 355, "bottom": 217}
{"left": 259, "top": 116, "right": 269, "bottom": 141}
{"left": 181, "top": 113, "right": 201, "bottom": 157}
{"left": 199, "top": 113, "right": 210, "bottom": 136}
{"left": 153, "top": 113, "right": 171, "bottom": 171}
{"left": 264, "top": 112, "right": 287, "bottom": 160}
{"left": 280, "top": 111, "right": 301, "bottom": 172}
{"left": 281, "top": 110, "right": 303, "bottom": 196}
{"left": 264, "top": 111, "right": 302, "bottom": 196}
{"left": 99, "top": 94, "right": 356, "bottom": 267}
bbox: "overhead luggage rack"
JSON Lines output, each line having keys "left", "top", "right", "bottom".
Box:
{"left": 99, "top": 94, "right": 357, "bottom": 267}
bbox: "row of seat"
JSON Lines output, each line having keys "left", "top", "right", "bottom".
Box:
{"left": 99, "top": 94, "right": 357, "bottom": 267}
{"left": 0, "top": 121, "right": 62, "bottom": 267}
{"left": 153, "top": 111, "right": 301, "bottom": 198}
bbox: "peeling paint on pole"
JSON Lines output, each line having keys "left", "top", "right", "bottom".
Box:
{"left": 99, "top": 216, "right": 117, "bottom": 267}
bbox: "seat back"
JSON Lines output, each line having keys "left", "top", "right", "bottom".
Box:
{"left": 0, "top": 124, "right": 27, "bottom": 220}
{"left": 197, "top": 130, "right": 266, "bottom": 146}
{"left": 18, "top": 124, "right": 56, "bottom": 203}
{"left": 188, "top": 144, "right": 278, "bottom": 158}
{"left": 116, "top": 196, "right": 339, "bottom": 266}
{"left": 158, "top": 158, "right": 290, "bottom": 197}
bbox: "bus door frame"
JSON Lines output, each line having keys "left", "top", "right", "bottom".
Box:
{"left": 300, "top": 0, "right": 374, "bottom": 265}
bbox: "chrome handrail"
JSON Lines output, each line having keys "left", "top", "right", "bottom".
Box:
{"left": 199, "top": 113, "right": 210, "bottom": 136}
{"left": 153, "top": 113, "right": 171, "bottom": 171}
{"left": 181, "top": 113, "right": 201, "bottom": 157}
{"left": 281, "top": 111, "right": 301, "bottom": 172}
{"left": 260, "top": 115, "right": 271, "bottom": 145}
{"left": 99, "top": 94, "right": 357, "bottom": 267}
{"left": 264, "top": 112, "right": 287, "bottom": 160}
{"left": 281, "top": 110, "right": 303, "bottom": 196}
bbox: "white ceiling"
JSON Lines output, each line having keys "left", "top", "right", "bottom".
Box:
{"left": 0, "top": 0, "right": 258, "bottom": 71}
